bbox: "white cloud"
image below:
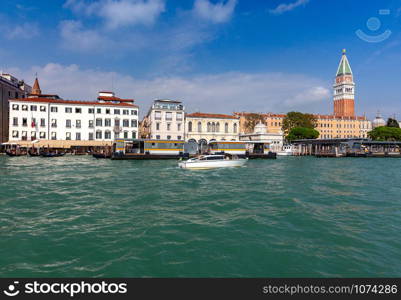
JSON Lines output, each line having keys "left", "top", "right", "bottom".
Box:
{"left": 64, "top": 0, "right": 165, "bottom": 29}
{"left": 59, "top": 20, "right": 109, "bottom": 52}
{"left": 8, "top": 63, "right": 331, "bottom": 116}
{"left": 0, "top": 17, "right": 39, "bottom": 40}
{"left": 193, "top": 0, "right": 237, "bottom": 23}
{"left": 270, "top": 0, "right": 309, "bottom": 15}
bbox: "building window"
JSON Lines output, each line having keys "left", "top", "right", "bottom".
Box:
{"left": 106, "top": 109, "right": 111, "bottom": 114}
{"left": 66, "top": 119, "right": 71, "bottom": 128}
{"left": 177, "top": 135, "right": 181, "bottom": 140}
{"left": 105, "top": 118, "right": 111, "bottom": 127}
{"left": 96, "top": 118, "right": 103, "bottom": 127}
{"left": 50, "top": 106, "right": 58, "bottom": 113}
{"left": 234, "top": 123, "right": 237, "bottom": 133}
{"left": 156, "top": 123, "right": 160, "bottom": 130}
{"left": 31, "top": 118, "right": 36, "bottom": 127}
{"left": 51, "top": 132, "right": 57, "bottom": 140}
{"left": 12, "top": 104, "right": 19, "bottom": 110}
{"left": 155, "top": 111, "right": 161, "bottom": 120}
{"left": 105, "top": 130, "right": 111, "bottom": 139}
{"left": 76, "top": 132, "right": 81, "bottom": 140}
{"left": 212, "top": 122, "right": 216, "bottom": 132}
{"left": 12, "top": 130, "right": 19, "bottom": 138}
{"left": 177, "top": 123, "right": 181, "bottom": 131}
{"left": 22, "top": 105, "right": 28, "bottom": 111}
{"left": 122, "top": 131, "right": 127, "bottom": 138}
{"left": 88, "top": 108, "right": 95, "bottom": 114}
{"left": 131, "top": 120, "right": 137, "bottom": 127}
{"left": 167, "top": 123, "right": 171, "bottom": 131}
{"left": 216, "top": 122, "right": 220, "bottom": 132}
{"left": 89, "top": 120, "right": 94, "bottom": 128}
{"left": 188, "top": 121, "right": 192, "bottom": 132}
{"left": 132, "top": 131, "right": 136, "bottom": 139}
{"left": 115, "top": 119, "right": 120, "bottom": 127}
{"left": 156, "top": 135, "right": 160, "bottom": 139}
{"left": 66, "top": 132, "right": 71, "bottom": 140}
{"left": 167, "top": 135, "right": 171, "bottom": 140}
{"left": 131, "top": 110, "right": 138, "bottom": 116}
{"left": 22, "top": 131, "right": 27, "bottom": 141}
{"left": 207, "top": 122, "right": 211, "bottom": 132}
{"left": 114, "top": 109, "right": 120, "bottom": 115}
{"left": 40, "top": 118, "right": 45, "bottom": 127}
{"left": 198, "top": 122, "right": 202, "bottom": 132}
{"left": 76, "top": 120, "right": 81, "bottom": 128}
{"left": 40, "top": 106, "right": 46, "bottom": 112}
{"left": 65, "top": 107, "right": 72, "bottom": 113}
{"left": 12, "top": 117, "right": 18, "bottom": 126}
{"left": 89, "top": 132, "right": 94, "bottom": 140}
{"left": 225, "top": 123, "right": 228, "bottom": 133}
{"left": 75, "top": 108, "right": 82, "bottom": 113}
{"left": 166, "top": 112, "right": 172, "bottom": 121}
{"left": 22, "top": 118, "right": 28, "bottom": 127}
{"left": 51, "top": 119, "right": 57, "bottom": 128}
{"left": 176, "top": 112, "right": 183, "bottom": 121}
{"left": 96, "top": 131, "right": 102, "bottom": 139}
{"left": 123, "top": 119, "right": 129, "bottom": 127}
{"left": 123, "top": 110, "right": 129, "bottom": 115}
{"left": 40, "top": 132, "right": 46, "bottom": 139}
{"left": 30, "top": 105, "right": 37, "bottom": 111}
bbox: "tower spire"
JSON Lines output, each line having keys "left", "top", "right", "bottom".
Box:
{"left": 31, "top": 76, "right": 42, "bottom": 96}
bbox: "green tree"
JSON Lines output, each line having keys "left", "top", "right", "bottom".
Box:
{"left": 368, "top": 126, "right": 401, "bottom": 141}
{"left": 243, "top": 113, "right": 265, "bottom": 133}
{"left": 286, "top": 127, "right": 320, "bottom": 142}
{"left": 282, "top": 111, "right": 317, "bottom": 134}
{"left": 386, "top": 118, "right": 400, "bottom": 128}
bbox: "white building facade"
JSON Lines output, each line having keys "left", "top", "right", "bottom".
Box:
{"left": 8, "top": 89, "right": 139, "bottom": 143}
{"left": 239, "top": 122, "right": 284, "bottom": 152}
{"left": 142, "top": 99, "right": 185, "bottom": 140}
{"left": 185, "top": 112, "right": 240, "bottom": 143}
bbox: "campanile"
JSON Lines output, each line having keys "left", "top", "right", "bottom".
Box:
{"left": 333, "top": 49, "right": 355, "bottom": 117}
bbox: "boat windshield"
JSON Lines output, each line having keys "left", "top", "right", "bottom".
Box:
{"left": 199, "top": 155, "right": 225, "bottom": 161}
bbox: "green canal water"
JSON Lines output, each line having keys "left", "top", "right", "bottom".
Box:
{"left": 0, "top": 155, "right": 400, "bottom": 277}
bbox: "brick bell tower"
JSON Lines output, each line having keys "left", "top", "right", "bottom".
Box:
{"left": 333, "top": 49, "right": 355, "bottom": 117}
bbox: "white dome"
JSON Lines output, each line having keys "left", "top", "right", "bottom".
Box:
{"left": 254, "top": 121, "right": 267, "bottom": 134}
{"left": 372, "top": 112, "right": 386, "bottom": 128}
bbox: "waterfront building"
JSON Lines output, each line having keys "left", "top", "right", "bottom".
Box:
{"left": 235, "top": 50, "right": 372, "bottom": 139}
{"left": 141, "top": 99, "right": 185, "bottom": 140}
{"left": 239, "top": 121, "right": 284, "bottom": 152}
{"left": 185, "top": 112, "right": 240, "bottom": 144}
{"left": 0, "top": 73, "right": 32, "bottom": 144}
{"left": 8, "top": 78, "right": 139, "bottom": 146}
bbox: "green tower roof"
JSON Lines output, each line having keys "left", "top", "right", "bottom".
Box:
{"left": 336, "top": 49, "right": 352, "bottom": 76}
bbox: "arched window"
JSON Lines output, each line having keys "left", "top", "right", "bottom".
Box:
{"left": 216, "top": 122, "right": 220, "bottom": 132}
{"left": 225, "top": 123, "right": 228, "bottom": 133}
{"left": 198, "top": 122, "right": 202, "bottom": 132}
{"left": 234, "top": 123, "right": 237, "bottom": 133}
{"left": 207, "top": 122, "right": 211, "bottom": 132}
{"left": 212, "top": 122, "right": 216, "bottom": 132}
{"left": 188, "top": 121, "right": 192, "bottom": 132}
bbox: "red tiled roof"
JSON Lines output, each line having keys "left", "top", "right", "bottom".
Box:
{"left": 186, "top": 112, "right": 238, "bottom": 119}
{"left": 97, "top": 96, "right": 134, "bottom": 102}
{"left": 9, "top": 97, "right": 138, "bottom": 108}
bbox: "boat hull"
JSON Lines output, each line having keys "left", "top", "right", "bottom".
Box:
{"left": 178, "top": 159, "right": 247, "bottom": 169}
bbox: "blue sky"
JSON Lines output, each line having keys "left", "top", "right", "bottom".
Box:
{"left": 1, "top": 0, "right": 401, "bottom": 119}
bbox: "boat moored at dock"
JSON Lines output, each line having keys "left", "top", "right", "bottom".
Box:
{"left": 111, "top": 139, "right": 185, "bottom": 160}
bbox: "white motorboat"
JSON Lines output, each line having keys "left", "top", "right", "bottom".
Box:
{"left": 277, "top": 145, "right": 295, "bottom": 156}
{"left": 178, "top": 154, "right": 248, "bottom": 170}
